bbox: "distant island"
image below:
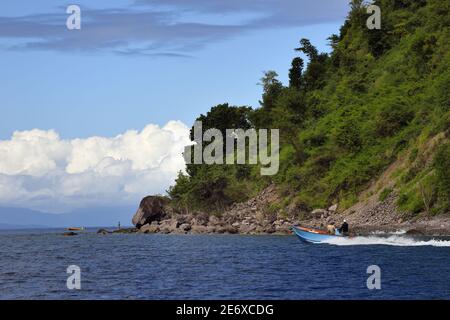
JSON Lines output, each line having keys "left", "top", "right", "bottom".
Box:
{"left": 0, "top": 206, "right": 134, "bottom": 230}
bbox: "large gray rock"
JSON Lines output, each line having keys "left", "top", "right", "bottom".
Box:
{"left": 140, "top": 223, "right": 160, "bottom": 234}
{"left": 405, "top": 229, "right": 424, "bottom": 235}
{"left": 190, "top": 225, "right": 209, "bottom": 234}
{"left": 113, "top": 227, "right": 138, "bottom": 234}
{"left": 208, "top": 215, "right": 221, "bottom": 225}
{"left": 311, "top": 209, "right": 327, "bottom": 217}
{"left": 158, "top": 219, "right": 180, "bottom": 233}
{"left": 179, "top": 223, "right": 191, "bottom": 232}
{"left": 328, "top": 204, "right": 338, "bottom": 212}
{"left": 132, "top": 196, "right": 169, "bottom": 228}
{"left": 97, "top": 228, "right": 112, "bottom": 235}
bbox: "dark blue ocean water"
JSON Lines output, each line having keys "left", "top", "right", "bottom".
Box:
{"left": 0, "top": 229, "right": 449, "bottom": 300}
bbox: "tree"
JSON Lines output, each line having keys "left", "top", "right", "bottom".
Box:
{"left": 272, "top": 88, "right": 308, "bottom": 162}
{"left": 167, "top": 171, "right": 192, "bottom": 212}
{"left": 289, "top": 57, "right": 304, "bottom": 90}
{"left": 303, "top": 53, "right": 328, "bottom": 90}
{"left": 365, "top": 25, "right": 392, "bottom": 58}
{"left": 186, "top": 103, "right": 252, "bottom": 178}
{"left": 193, "top": 103, "right": 252, "bottom": 136}
{"left": 295, "top": 38, "right": 318, "bottom": 61}
{"left": 295, "top": 39, "right": 328, "bottom": 90}
{"left": 256, "top": 71, "right": 284, "bottom": 128}
{"left": 259, "top": 71, "right": 283, "bottom": 110}
{"left": 327, "top": 34, "right": 340, "bottom": 50}
{"left": 177, "top": 102, "right": 256, "bottom": 210}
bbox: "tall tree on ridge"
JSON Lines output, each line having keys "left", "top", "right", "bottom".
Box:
{"left": 289, "top": 57, "right": 304, "bottom": 90}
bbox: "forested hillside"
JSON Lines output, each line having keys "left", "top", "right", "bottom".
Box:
{"left": 168, "top": 0, "right": 450, "bottom": 218}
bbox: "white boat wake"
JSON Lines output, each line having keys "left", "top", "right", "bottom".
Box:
{"left": 369, "top": 230, "right": 407, "bottom": 235}
{"left": 322, "top": 235, "right": 450, "bottom": 247}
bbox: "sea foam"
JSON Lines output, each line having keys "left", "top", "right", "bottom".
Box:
{"left": 322, "top": 235, "right": 450, "bottom": 247}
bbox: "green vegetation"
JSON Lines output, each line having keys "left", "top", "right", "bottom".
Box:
{"left": 379, "top": 188, "right": 393, "bottom": 202}
{"left": 168, "top": 0, "right": 449, "bottom": 216}
{"left": 433, "top": 142, "right": 450, "bottom": 212}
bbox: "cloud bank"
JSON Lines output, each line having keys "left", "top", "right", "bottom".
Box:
{"left": 0, "top": 121, "right": 190, "bottom": 212}
{"left": 0, "top": 0, "right": 349, "bottom": 56}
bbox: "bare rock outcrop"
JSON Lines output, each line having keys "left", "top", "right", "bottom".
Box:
{"left": 130, "top": 184, "right": 299, "bottom": 235}
{"left": 139, "top": 223, "right": 160, "bottom": 234}
{"left": 132, "top": 196, "right": 171, "bottom": 228}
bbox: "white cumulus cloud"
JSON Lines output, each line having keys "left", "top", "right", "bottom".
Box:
{"left": 0, "top": 121, "right": 191, "bottom": 212}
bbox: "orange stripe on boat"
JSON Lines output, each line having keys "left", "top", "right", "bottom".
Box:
{"left": 296, "top": 226, "right": 329, "bottom": 235}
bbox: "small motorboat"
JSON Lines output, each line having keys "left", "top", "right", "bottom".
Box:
{"left": 66, "top": 227, "right": 85, "bottom": 231}
{"left": 292, "top": 225, "right": 343, "bottom": 243}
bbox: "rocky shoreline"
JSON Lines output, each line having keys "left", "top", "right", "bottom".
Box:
{"left": 97, "top": 185, "right": 450, "bottom": 237}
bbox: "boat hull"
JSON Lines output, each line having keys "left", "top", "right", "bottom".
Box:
{"left": 66, "top": 227, "right": 85, "bottom": 231}
{"left": 292, "top": 226, "right": 341, "bottom": 243}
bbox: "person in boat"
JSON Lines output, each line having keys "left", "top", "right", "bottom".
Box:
{"left": 339, "top": 219, "right": 349, "bottom": 236}
{"left": 326, "top": 224, "right": 336, "bottom": 234}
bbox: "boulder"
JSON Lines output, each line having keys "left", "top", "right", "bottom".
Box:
{"left": 179, "top": 223, "right": 191, "bottom": 232}
{"left": 255, "top": 212, "right": 265, "bottom": 222}
{"left": 140, "top": 223, "right": 159, "bottom": 234}
{"left": 63, "top": 232, "right": 78, "bottom": 236}
{"left": 328, "top": 204, "right": 338, "bottom": 212}
{"left": 132, "top": 196, "right": 170, "bottom": 228}
{"left": 405, "top": 229, "right": 424, "bottom": 235}
{"left": 239, "top": 224, "right": 256, "bottom": 234}
{"left": 222, "top": 226, "right": 238, "bottom": 234}
{"left": 311, "top": 209, "right": 327, "bottom": 217}
{"left": 159, "top": 219, "right": 179, "bottom": 233}
{"left": 97, "top": 228, "right": 111, "bottom": 235}
{"left": 265, "top": 225, "right": 276, "bottom": 234}
{"left": 113, "top": 228, "right": 138, "bottom": 234}
{"left": 190, "top": 225, "right": 209, "bottom": 234}
{"left": 208, "top": 215, "right": 221, "bottom": 225}
{"left": 214, "top": 226, "right": 227, "bottom": 234}
{"left": 192, "top": 212, "right": 210, "bottom": 226}
{"left": 205, "top": 225, "right": 216, "bottom": 233}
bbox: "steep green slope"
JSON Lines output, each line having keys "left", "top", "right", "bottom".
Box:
{"left": 168, "top": 0, "right": 450, "bottom": 217}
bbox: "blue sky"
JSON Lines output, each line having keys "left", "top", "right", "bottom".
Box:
{"left": 0, "top": 0, "right": 350, "bottom": 214}
{"left": 0, "top": 0, "right": 349, "bottom": 139}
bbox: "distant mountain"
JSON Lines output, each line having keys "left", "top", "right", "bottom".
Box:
{"left": 0, "top": 206, "right": 136, "bottom": 229}
{"left": 0, "top": 223, "right": 48, "bottom": 229}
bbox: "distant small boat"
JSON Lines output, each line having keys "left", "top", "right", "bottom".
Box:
{"left": 292, "top": 226, "right": 343, "bottom": 244}
{"left": 66, "top": 227, "right": 85, "bottom": 231}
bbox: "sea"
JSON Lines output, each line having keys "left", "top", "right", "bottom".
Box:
{"left": 0, "top": 228, "right": 449, "bottom": 300}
